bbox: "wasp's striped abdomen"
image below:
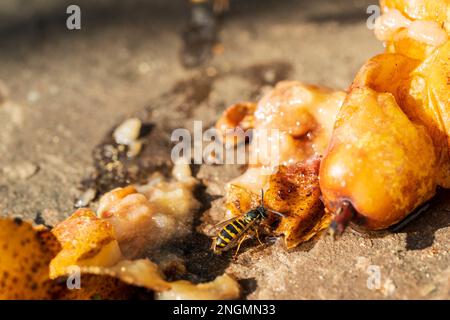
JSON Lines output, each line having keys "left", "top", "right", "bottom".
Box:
{"left": 214, "top": 213, "right": 257, "bottom": 252}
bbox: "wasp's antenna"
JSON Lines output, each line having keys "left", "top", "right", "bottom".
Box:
{"left": 267, "top": 209, "right": 285, "bottom": 218}
{"left": 260, "top": 188, "right": 285, "bottom": 217}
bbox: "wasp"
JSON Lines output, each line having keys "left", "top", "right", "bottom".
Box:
{"left": 211, "top": 189, "right": 284, "bottom": 258}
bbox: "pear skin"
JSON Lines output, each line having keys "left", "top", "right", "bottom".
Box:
{"left": 319, "top": 87, "right": 437, "bottom": 230}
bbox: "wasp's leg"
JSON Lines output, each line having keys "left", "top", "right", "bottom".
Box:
{"left": 233, "top": 235, "right": 251, "bottom": 260}
{"left": 255, "top": 228, "right": 264, "bottom": 246}
{"left": 211, "top": 237, "right": 220, "bottom": 254}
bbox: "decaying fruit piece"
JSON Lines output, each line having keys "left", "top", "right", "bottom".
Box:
{"left": 77, "top": 261, "right": 240, "bottom": 300}
{"left": 224, "top": 158, "right": 329, "bottom": 249}
{"left": 225, "top": 183, "right": 262, "bottom": 219}
{"left": 96, "top": 161, "right": 200, "bottom": 258}
{"left": 264, "top": 158, "right": 330, "bottom": 249}
{"left": 156, "top": 274, "right": 240, "bottom": 300}
{"left": 321, "top": 42, "right": 450, "bottom": 233}
{"left": 320, "top": 87, "right": 438, "bottom": 230}
{"left": 46, "top": 173, "right": 240, "bottom": 299}
{"left": 0, "top": 218, "right": 154, "bottom": 299}
{"left": 0, "top": 218, "right": 61, "bottom": 299}
{"left": 249, "top": 81, "right": 345, "bottom": 168}
{"left": 60, "top": 274, "right": 153, "bottom": 300}
{"left": 350, "top": 53, "right": 420, "bottom": 98}
{"left": 50, "top": 206, "right": 240, "bottom": 299}
{"left": 409, "top": 41, "right": 450, "bottom": 187}
{"left": 50, "top": 208, "right": 123, "bottom": 279}
{"left": 380, "top": 0, "right": 449, "bottom": 29}
{"left": 0, "top": 216, "right": 240, "bottom": 300}
{"left": 376, "top": 0, "right": 449, "bottom": 60}
{"left": 97, "top": 185, "right": 157, "bottom": 258}
{"left": 351, "top": 51, "right": 450, "bottom": 188}
{"left": 215, "top": 102, "right": 256, "bottom": 146}
{"left": 386, "top": 28, "right": 438, "bottom": 61}
{"left": 77, "top": 259, "right": 170, "bottom": 292}
{"left": 215, "top": 82, "right": 345, "bottom": 175}
{"left": 221, "top": 81, "right": 345, "bottom": 200}
{"left": 219, "top": 81, "right": 345, "bottom": 247}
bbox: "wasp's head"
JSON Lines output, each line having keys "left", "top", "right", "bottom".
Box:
{"left": 255, "top": 206, "right": 268, "bottom": 219}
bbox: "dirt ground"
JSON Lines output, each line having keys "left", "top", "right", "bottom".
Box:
{"left": 0, "top": 0, "right": 448, "bottom": 299}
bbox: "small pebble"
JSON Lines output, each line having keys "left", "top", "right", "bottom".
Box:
{"left": 75, "top": 188, "right": 97, "bottom": 208}
{"left": 113, "top": 118, "right": 142, "bottom": 146}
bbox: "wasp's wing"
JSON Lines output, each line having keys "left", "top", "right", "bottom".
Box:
{"left": 205, "top": 216, "right": 243, "bottom": 237}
